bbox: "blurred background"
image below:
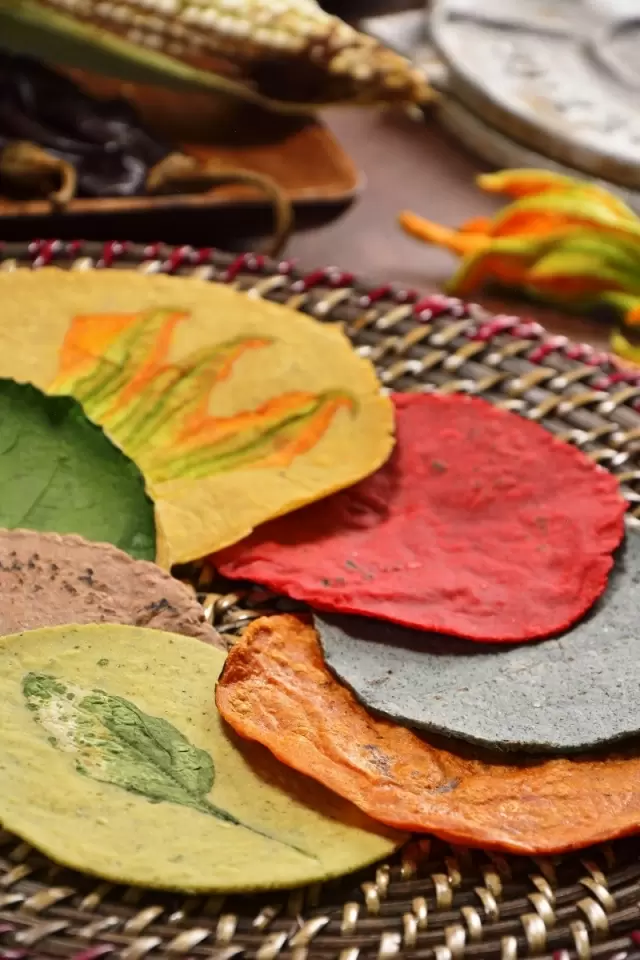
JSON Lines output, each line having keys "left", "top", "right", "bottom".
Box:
{"left": 1, "top": 0, "right": 638, "bottom": 352}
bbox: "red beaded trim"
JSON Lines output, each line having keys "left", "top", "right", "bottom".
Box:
{"left": 9, "top": 239, "right": 640, "bottom": 395}
{"left": 68, "top": 946, "right": 116, "bottom": 960}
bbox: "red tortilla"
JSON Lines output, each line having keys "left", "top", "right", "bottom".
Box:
{"left": 215, "top": 393, "right": 626, "bottom": 643}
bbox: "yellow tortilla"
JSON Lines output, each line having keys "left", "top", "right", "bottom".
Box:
{"left": 0, "top": 269, "right": 393, "bottom": 567}
{"left": 0, "top": 623, "right": 403, "bottom": 892}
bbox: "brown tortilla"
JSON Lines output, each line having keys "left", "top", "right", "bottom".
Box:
{"left": 0, "top": 528, "right": 222, "bottom": 647}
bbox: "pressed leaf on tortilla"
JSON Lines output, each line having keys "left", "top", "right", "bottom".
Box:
{"left": 0, "top": 379, "right": 155, "bottom": 560}
{"left": 0, "top": 269, "right": 394, "bottom": 567}
{"left": 24, "top": 672, "right": 279, "bottom": 830}
{"left": 217, "top": 615, "right": 640, "bottom": 855}
{"left": 0, "top": 623, "right": 403, "bottom": 892}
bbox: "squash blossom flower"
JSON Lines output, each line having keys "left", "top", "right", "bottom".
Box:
{"left": 399, "top": 169, "right": 640, "bottom": 364}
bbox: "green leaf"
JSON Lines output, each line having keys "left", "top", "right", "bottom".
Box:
{"left": 22, "top": 672, "right": 314, "bottom": 857}
{"left": 0, "top": 378, "right": 155, "bottom": 560}
{"left": 23, "top": 672, "right": 225, "bottom": 817}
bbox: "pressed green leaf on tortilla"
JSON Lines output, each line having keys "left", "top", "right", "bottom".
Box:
{"left": 0, "top": 623, "right": 403, "bottom": 892}
{"left": 0, "top": 378, "right": 155, "bottom": 559}
{"left": 23, "top": 672, "right": 309, "bottom": 856}
{"left": 24, "top": 672, "right": 231, "bottom": 817}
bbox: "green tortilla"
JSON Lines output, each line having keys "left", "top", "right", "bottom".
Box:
{"left": 0, "top": 378, "right": 155, "bottom": 560}
{"left": 0, "top": 623, "right": 402, "bottom": 892}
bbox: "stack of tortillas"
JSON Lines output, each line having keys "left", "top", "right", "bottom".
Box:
{"left": 214, "top": 393, "right": 640, "bottom": 856}
{"left": 0, "top": 268, "right": 401, "bottom": 893}
{"left": 1, "top": 265, "right": 639, "bottom": 889}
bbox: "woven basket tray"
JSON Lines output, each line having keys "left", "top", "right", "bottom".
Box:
{"left": 1, "top": 239, "right": 640, "bottom": 960}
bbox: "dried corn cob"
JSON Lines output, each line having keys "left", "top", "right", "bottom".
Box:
{"left": 0, "top": 0, "right": 432, "bottom": 113}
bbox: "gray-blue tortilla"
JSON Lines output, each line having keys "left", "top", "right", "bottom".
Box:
{"left": 316, "top": 532, "right": 640, "bottom": 754}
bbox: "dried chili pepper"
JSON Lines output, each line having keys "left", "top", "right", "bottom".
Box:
{"left": 0, "top": 52, "right": 179, "bottom": 200}
{"left": 216, "top": 614, "right": 640, "bottom": 855}
{"left": 0, "top": 53, "right": 294, "bottom": 255}
{"left": 0, "top": 140, "right": 76, "bottom": 208}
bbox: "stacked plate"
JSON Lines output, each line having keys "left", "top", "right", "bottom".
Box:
{"left": 366, "top": 0, "right": 640, "bottom": 208}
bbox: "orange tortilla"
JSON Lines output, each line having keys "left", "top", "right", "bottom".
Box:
{"left": 217, "top": 615, "right": 640, "bottom": 855}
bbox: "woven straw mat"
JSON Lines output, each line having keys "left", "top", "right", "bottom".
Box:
{"left": 0, "top": 240, "right": 639, "bottom": 960}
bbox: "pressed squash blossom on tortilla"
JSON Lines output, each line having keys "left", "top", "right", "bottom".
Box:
{"left": 0, "top": 529, "right": 221, "bottom": 647}
{"left": 216, "top": 393, "right": 626, "bottom": 643}
{"left": 218, "top": 615, "right": 640, "bottom": 855}
{"left": 0, "top": 269, "right": 393, "bottom": 568}
{"left": 0, "top": 378, "right": 155, "bottom": 560}
{"left": 0, "top": 623, "right": 402, "bottom": 892}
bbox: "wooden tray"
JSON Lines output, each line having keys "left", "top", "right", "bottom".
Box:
{"left": 1, "top": 239, "right": 640, "bottom": 960}
{"left": 0, "top": 71, "right": 362, "bottom": 243}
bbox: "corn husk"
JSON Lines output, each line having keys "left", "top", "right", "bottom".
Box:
{"left": 0, "top": 0, "right": 432, "bottom": 114}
